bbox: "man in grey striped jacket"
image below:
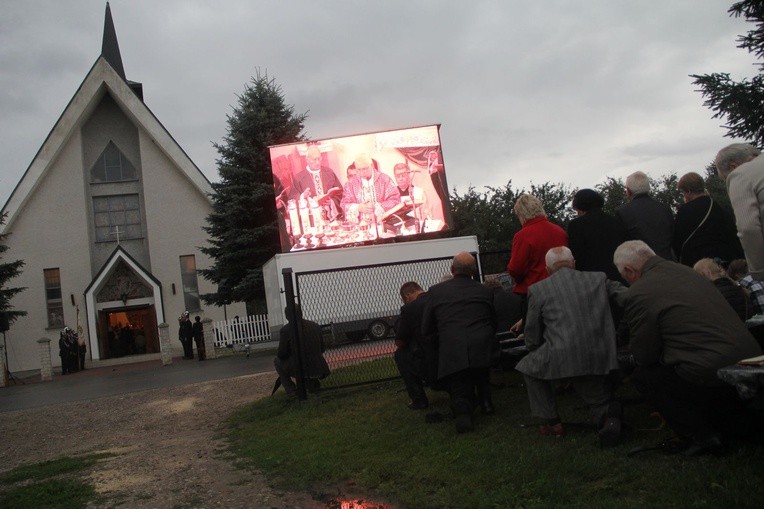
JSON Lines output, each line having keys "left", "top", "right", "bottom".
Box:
{"left": 516, "top": 246, "right": 626, "bottom": 447}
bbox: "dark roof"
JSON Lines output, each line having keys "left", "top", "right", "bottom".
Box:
{"left": 101, "top": 2, "right": 126, "bottom": 80}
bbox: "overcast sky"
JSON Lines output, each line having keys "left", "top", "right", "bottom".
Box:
{"left": 0, "top": 1, "right": 757, "bottom": 208}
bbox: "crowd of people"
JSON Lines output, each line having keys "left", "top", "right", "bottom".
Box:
{"left": 59, "top": 326, "right": 85, "bottom": 374}
{"left": 390, "top": 146, "right": 764, "bottom": 456}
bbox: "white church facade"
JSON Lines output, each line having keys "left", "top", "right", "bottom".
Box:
{"left": 0, "top": 5, "right": 244, "bottom": 373}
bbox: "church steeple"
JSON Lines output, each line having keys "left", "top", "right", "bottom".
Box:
{"left": 101, "top": 2, "right": 126, "bottom": 80}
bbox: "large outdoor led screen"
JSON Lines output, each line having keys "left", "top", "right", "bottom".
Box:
{"left": 269, "top": 124, "right": 452, "bottom": 253}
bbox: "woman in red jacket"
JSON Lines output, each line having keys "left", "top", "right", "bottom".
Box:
{"left": 507, "top": 194, "right": 568, "bottom": 326}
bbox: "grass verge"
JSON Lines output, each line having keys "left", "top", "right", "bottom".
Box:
{"left": 0, "top": 453, "right": 111, "bottom": 509}
{"left": 227, "top": 367, "right": 764, "bottom": 508}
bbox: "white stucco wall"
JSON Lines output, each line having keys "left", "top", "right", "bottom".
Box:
{"left": 138, "top": 131, "right": 245, "bottom": 328}
{"left": 3, "top": 131, "right": 93, "bottom": 372}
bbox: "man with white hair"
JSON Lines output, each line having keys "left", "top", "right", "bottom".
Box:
{"left": 515, "top": 246, "right": 625, "bottom": 446}
{"left": 341, "top": 153, "right": 401, "bottom": 222}
{"left": 715, "top": 143, "right": 764, "bottom": 279}
{"left": 614, "top": 171, "right": 674, "bottom": 260}
{"left": 613, "top": 240, "right": 762, "bottom": 455}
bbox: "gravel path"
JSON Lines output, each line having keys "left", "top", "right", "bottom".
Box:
{"left": 0, "top": 372, "right": 324, "bottom": 508}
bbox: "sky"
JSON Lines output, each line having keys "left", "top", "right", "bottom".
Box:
{"left": 0, "top": 0, "right": 758, "bottom": 208}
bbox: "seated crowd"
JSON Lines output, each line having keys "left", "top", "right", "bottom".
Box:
{"left": 392, "top": 172, "right": 764, "bottom": 456}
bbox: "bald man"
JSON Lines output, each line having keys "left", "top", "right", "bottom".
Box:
{"left": 422, "top": 252, "right": 497, "bottom": 433}
{"left": 290, "top": 146, "right": 343, "bottom": 221}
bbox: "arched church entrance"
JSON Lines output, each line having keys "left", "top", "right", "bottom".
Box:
{"left": 85, "top": 247, "right": 166, "bottom": 361}
{"left": 98, "top": 305, "right": 159, "bottom": 359}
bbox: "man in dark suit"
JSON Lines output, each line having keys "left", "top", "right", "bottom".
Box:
{"left": 275, "top": 305, "right": 331, "bottom": 397}
{"left": 614, "top": 240, "right": 762, "bottom": 455}
{"left": 615, "top": 171, "right": 675, "bottom": 260}
{"left": 423, "top": 252, "right": 497, "bottom": 433}
{"left": 394, "top": 281, "right": 430, "bottom": 410}
{"left": 516, "top": 246, "right": 625, "bottom": 446}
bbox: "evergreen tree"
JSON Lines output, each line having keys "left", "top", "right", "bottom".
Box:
{"left": 0, "top": 212, "right": 26, "bottom": 326}
{"left": 691, "top": 1, "right": 764, "bottom": 145}
{"left": 200, "top": 73, "right": 307, "bottom": 307}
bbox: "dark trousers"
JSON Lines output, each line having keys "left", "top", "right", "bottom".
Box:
{"left": 194, "top": 337, "right": 206, "bottom": 360}
{"left": 394, "top": 347, "right": 428, "bottom": 404}
{"left": 631, "top": 364, "right": 745, "bottom": 441}
{"left": 443, "top": 367, "right": 491, "bottom": 416}
{"left": 274, "top": 357, "right": 296, "bottom": 395}
{"left": 180, "top": 337, "right": 194, "bottom": 359}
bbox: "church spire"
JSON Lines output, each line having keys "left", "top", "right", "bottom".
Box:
{"left": 101, "top": 2, "right": 126, "bottom": 80}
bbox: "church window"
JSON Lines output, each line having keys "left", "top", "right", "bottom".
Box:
{"left": 179, "top": 255, "right": 201, "bottom": 312}
{"left": 44, "top": 268, "right": 64, "bottom": 328}
{"left": 90, "top": 141, "right": 137, "bottom": 182}
{"left": 93, "top": 194, "right": 142, "bottom": 242}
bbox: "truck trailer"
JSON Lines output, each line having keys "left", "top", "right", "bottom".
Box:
{"left": 262, "top": 235, "right": 480, "bottom": 343}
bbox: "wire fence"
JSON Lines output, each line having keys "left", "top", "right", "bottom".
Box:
{"left": 291, "top": 255, "right": 460, "bottom": 390}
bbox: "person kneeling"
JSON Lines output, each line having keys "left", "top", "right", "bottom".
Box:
{"left": 516, "top": 247, "right": 625, "bottom": 447}
{"left": 274, "top": 305, "right": 331, "bottom": 397}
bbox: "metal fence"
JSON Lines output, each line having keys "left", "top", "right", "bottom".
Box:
{"left": 478, "top": 249, "right": 511, "bottom": 277}
{"left": 289, "top": 255, "right": 459, "bottom": 391}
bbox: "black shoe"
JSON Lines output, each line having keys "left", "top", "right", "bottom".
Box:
{"left": 683, "top": 435, "right": 726, "bottom": 457}
{"left": 408, "top": 400, "right": 429, "bottom": 410}
{"left": 455, "top": 414, "right": 474, "bottom": 433}
{"left": 599, "top": 417, "right": 622, "bottom": 448}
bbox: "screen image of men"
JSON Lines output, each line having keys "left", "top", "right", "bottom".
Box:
{"left": 422, "top": 252, "right": 497, "bottom": 433}
{"left": 341, "top": 153, "right": 401, "bottom": 223}
{"left": 390, "top": 163, "right": 429, "bottom": 232}
{"left": 290, "top": 146, "right": 343, "bottom": 222}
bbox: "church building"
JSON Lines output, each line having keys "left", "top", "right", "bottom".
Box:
{"left": 0, "top": 4, "right": 244, "bottom": 373}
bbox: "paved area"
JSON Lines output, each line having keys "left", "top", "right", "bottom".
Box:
{"left": 0, "top": 350, "right": 277, "bottom": 413}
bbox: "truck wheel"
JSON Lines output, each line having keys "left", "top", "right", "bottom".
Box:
{"left": 367, "top": 320, "right": 390, "bottom": 341}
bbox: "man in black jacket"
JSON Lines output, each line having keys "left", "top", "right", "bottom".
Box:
{"left": 615, "top": 171, "right": 675, "bottom": 260}
{"left": 394, "top": 281, "right": 431, "bottom": 410}
{"left": 423, "top": 252, "right": 497, "bottom": 433}
{"left": 275, "top": 306, "right": 331, "bottom": 397}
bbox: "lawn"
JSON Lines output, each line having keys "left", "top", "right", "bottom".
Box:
{"left": 0, "top": 454, "right": 111, "bottom": 509}
{"left": 226, "top": 367, "right": 764, "bottom": 508}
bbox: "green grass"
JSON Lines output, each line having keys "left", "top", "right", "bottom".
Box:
{"left": 227, "top": 368, "right": 764, "bottom": 508}
{"left": 0, "top": 453, "right": 111, "bottom": 509}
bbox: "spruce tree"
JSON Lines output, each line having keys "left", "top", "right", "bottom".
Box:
{"left": 692, "top": 1, "right": 764, "bottom": 145}
{"left": 200, "top": 73, "right": 307, "bottom": 307}
{"left": 0, "top": 212, "right": 26, "bottom": 326}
